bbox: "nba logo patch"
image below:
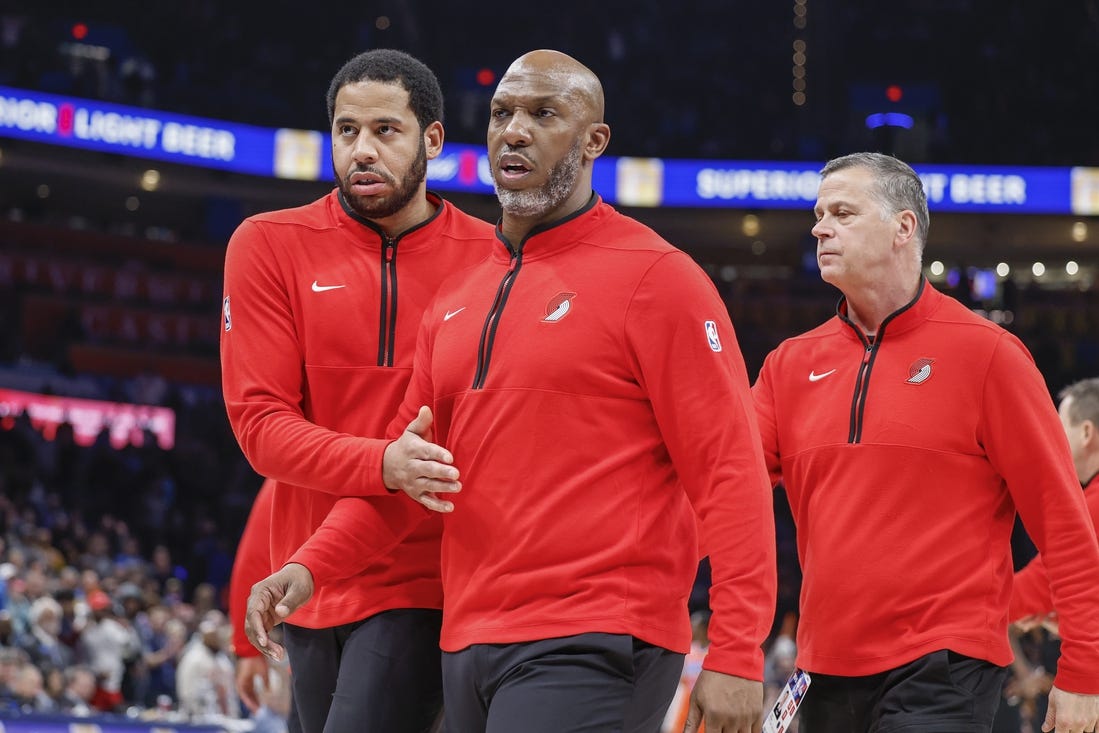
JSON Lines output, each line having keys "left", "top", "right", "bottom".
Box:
{"left": 223, "top": 295, "right": 232, "bottom": 332}
{"left": 704, "top": 320, "right": 722, "bottom": 352}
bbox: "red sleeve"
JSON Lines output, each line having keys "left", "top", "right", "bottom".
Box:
{"left": 220, "top": 219, "right": 389, "bottom": 497}
{"left": 625, "top": 252, "right": 776, "bottom": 681}
{"left": 982, "top": 336, "right": 1099, "bottom": 693}
{"left": 751, "top": 352, "right": 784, "bottom": 488}
{"left": 1009, "top": 556, "right": 1054, "bottom": 623}
{"left": 287, "top": 495, "right": 430, "bottom": 587}
{"left": 229, "top": 479, "right": 276, "bottom": 658}
{"left": 1010, "top": 482, "right": 1099, "bottom": 623}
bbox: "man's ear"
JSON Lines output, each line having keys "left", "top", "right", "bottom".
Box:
{"left": 894, "top": 209, "right": 918, "bottom": 249}
{"left": 584, "top": 122, "right": 611, "bottom": 162}
{"left": 424, "top": 120, "right": 444, "bottom": 160}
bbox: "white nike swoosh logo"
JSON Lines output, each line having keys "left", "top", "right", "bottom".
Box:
{"left": 311, "top": 281, "right": 346, "bottom": 292}
{"left": 808, "top": 369, "right": 837, "bottom": 382}
{"left": 443, "top": 307, "right": 466, "bottom": 321}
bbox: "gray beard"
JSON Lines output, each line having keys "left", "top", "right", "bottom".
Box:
{"left": 495, "top": 141, "right": 582, "bottom": 217}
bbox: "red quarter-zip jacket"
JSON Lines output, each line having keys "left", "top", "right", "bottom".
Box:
{"left": 753, "top": 280, "right": 1099, "bottom": 693}
{"left": 221, "top": 189, "right": 494, "bottom": 628}
{"left": 295, "top": 195, "right": 776, "bottom": 680}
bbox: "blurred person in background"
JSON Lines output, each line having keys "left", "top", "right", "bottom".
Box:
{"left": 753, "top": 152, "right": 1099, "bottom": 732}
{"left": 220, "top": 47, "right": 495, "bottom": 733}
{"left": 139, "top": 603, "right": 187, "bottom": 708}
{"left": 78, "top": 588, "right": 141, "bottom": 711}
{"left": 0, "top": 646, "right": 28, "bottom": 701}
{"left": 1009, "top": 377, "right": 1099, "bottom": 631}
{"left": 997, "top": 377, "right": 1099, "bottom": 731}
{"left": 57, "top": 664, "right": 98, "bottom": 715}
{"left": 16, "top": 595, "right": 73, "bottom": 670}
{"left": 1, "top": 659, "right": 54, "bottom": 713}
{"left": 228, "top": 478, "right": 300, "bottom": 732}
{"left": 176, "top": 613, "right": 237, "bottom": 719}
{"left": 249, "top": 655, "right": 294, "bottom": 733}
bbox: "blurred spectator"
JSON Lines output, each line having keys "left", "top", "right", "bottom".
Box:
{"left": 175, "top": 614, "right": 237, "bottom": 720}
{"left": 0, "top": 646, "right": 28, "bottom": 698}
{"left": 16, "top": 595, "right": 73, "bottom": 669}
{"left": 57, "top": 664, "right": 97, "bottom": 715}
{"left": 78, "top": 588, "right": 141, "bottom": 711}
{"left": 3, "top": 659, "right": 54, "bottom": 712}
{"left": 249, "top": 657, "right": 293, "bottom": 733}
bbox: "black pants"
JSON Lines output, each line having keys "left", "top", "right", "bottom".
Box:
{"left": 441, "top": 632, "right": 684, "bottom": 733}
{"left": 800, "top": 649, "right": 1009, "bottom": 733}
{"left": 283, "top": 608, "right": 443, "bottom": 733}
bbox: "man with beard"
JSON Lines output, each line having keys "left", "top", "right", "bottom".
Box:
{"left": 249, "top": 49, "right": 776, "bottom": 733}
{"left": 220, "top": 48, "right": 494, "bottom": 733}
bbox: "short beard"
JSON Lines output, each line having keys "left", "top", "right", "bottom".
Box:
{"left": 335, "top": 136, "right": 427, "bottom": 221}
{"left": 495, "top": 139, "right": 582, "bottom": 218}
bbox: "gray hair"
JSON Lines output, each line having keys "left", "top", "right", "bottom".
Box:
{"left": 1059, "top": 377, "right": 1099, "bottom": 426}
{"left": 821, "top": 152, "right": 930, "bottom": 249}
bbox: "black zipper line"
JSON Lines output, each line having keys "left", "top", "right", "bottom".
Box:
{"left": 840, "top": 278, "right": 927, "bottom": 443}
{"left": 337, "top": 189, "right": 443, "bottom": 369}
{"left": 377, "top": 237, "right": 397, "bottom": 367}
{"left": 471, "top": 250, "right": 522, "bottom": 389}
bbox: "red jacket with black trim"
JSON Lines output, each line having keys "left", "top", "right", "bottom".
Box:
{"left": 1009, "top": 472, "right": 1099, "bottom": 622}
{"left": 220, "top": 189, "right": 494, "bottom": 629}
{"left": 753, "top": 280, "right": 1099, "bottom": 693}
{"left": 297, "top": 196, "right": 777, "bottom": 681}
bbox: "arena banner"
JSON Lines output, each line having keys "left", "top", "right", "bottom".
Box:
{"left": 0, "top": 387, "right": 175, "bottom": 449}
{"left": 628, "top": 158, "right": 1074, "bottom": 214}
{"left": 2, "top": 85, "right": 1094, "bottom": 214}
{"left": 0, "top": 85, "right": 321, "bottom": 180}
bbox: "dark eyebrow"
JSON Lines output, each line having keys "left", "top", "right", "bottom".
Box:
{"left": 333, "top": 114, "right": 405, "bottom": 126}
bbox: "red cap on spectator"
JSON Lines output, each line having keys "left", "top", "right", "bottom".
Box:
{"left": 87, "top": 590, "right": 112, "bottom": 611}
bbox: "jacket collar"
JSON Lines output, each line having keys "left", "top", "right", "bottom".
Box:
{"left": 492, "top": 192, "right": 604, "bottom": 261}
{"left": 836, "top": 277, "right": 943, "bottom": 344}
{"left": 333, "top": 189, "right": 446, "bottom": 251}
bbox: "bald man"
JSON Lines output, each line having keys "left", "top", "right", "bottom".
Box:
{"left": 250, "top": 49, "right": 776, "bottom": 733}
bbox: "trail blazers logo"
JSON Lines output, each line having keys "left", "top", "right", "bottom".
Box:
{"left": 905, "top": 357, "right": 934, "bottom": 384}
{"left": 542, "top": 292, "right": 576, "bottom": 323}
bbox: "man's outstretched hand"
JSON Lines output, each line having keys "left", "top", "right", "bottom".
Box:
{"left": 383, "top": 406, "right": 462, "bottom": 512}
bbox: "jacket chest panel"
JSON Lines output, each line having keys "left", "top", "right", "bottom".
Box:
{"left": 783, "top": 341, "right": 980, "bottom": 452}
{"left": 431, "top": 261, "right": 639, "bottom": 397}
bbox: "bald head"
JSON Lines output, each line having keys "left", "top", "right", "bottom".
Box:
{"left": 489, "top": 49, "right": 612, "bottom": 241}
{"left": 501, "top": 50, "right": 605, "bottom": 122}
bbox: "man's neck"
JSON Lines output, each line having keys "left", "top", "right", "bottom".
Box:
{"left": 845, "top": 275, "right": 920, "bottom": 335}
{"left": 373, "top": 193, "right": 435, "bottom": 239}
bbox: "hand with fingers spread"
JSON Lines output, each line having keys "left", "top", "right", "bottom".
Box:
{"left": 383, "top": 405, "right": 461, "bottom": 512}
{"left": 684, "top": 670, "right": 763, "bottom": 733}
{"left": 245, "top": 563, "right": 315, "bottom": 662}
{"left": 1043, "top": 686, "right": 1099, "bottom": 733}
